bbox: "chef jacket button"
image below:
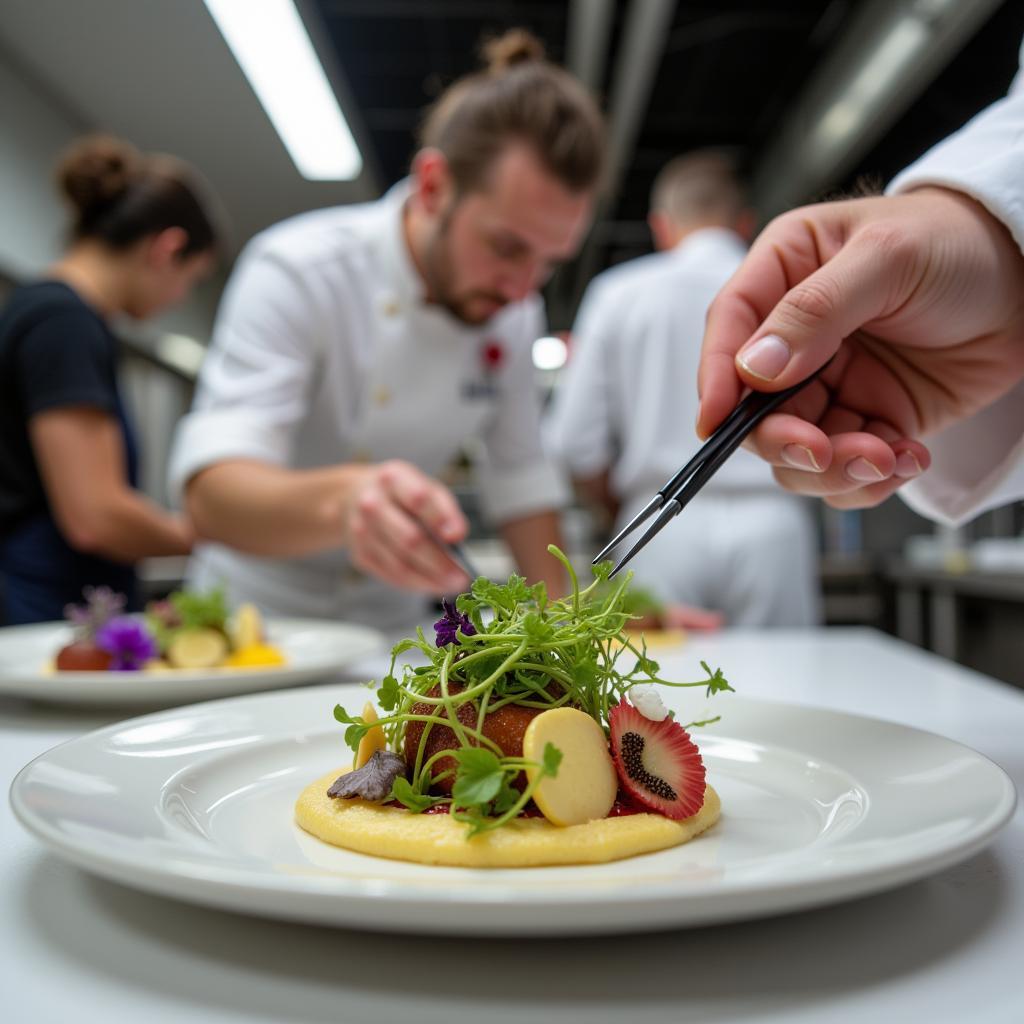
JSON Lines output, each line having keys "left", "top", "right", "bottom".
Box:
{"left": 373, "top": 386, "right": 391, "bottom": 406}
{"left": 381, "top": 298, "right": 400, "bottom": 317}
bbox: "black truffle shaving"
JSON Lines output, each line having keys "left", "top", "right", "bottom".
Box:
{"left": 327, "top": 750, "right": 407, "bottom": 802}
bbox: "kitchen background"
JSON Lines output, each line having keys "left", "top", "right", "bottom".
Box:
{"left": 2, "top": 0, "right": 1023, "bottom": 683}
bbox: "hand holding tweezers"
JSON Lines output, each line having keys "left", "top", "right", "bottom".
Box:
{"left": 594, "top": 360, "right": 832, "bottom": 578}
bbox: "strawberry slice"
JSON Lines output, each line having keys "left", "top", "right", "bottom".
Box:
{"left": 608, "top": 700, "right": 706, "bottom": 820}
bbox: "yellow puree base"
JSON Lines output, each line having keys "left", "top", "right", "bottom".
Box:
{"left": 295, "top": 769, "right": 720, "bottom": 868}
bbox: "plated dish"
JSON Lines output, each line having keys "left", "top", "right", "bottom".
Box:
{"left": 296, "top": 548, "right": 730, "bottom": 867}
{"left": 53, "top": 585, "right": 285, "bottom": 672}
{"left": 11, "top": 684, "right": 1015, "bottom": 935}
{"left": 0, "top": 617, "right": 384, "bottom": 704}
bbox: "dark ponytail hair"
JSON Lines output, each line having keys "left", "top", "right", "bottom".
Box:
{"left": 56, "top": 134, "right": 223, "bottom": 258}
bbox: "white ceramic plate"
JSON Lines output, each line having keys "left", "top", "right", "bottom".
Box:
{"left": 10, "top": 685, "right": 1015, "bottom": 936}
{"left": 0, "top": 620, "right": 384, "bottom": 704}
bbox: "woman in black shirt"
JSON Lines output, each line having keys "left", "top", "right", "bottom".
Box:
{"left": 0, "top": 135, "right": 222, "bottom": 624}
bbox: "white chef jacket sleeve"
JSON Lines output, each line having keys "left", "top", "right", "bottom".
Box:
{"left": 475, "top": 298, "right": 571, "bottom": 524}
{"left": 167, "top": 241, "right": 326, "bottom": 502}
{"left": 898, "top": 381, "right": 1024, "bottom": 525}
{"left": 543, "top": 278, "right": 616, "bottom": 479}
{"left": 885, "top": 45, "right": 1024, "bottom": 524}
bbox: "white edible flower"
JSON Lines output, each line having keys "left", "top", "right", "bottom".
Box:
{"left": 630, "top": 684, "right": 669, "bottom": 721}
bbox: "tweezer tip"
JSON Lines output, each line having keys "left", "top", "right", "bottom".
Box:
{"left": 593, "top": 536, "right": 623, "bottom": 564}
{"left": 608, "top": 550, "right": 635, "bottom": 579}
{"left": 592, "top": 494, "right": 665, "bottom": 564}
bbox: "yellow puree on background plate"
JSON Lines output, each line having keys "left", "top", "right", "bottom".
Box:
{"left": 620, "top": 628, "right": 687, "bottom": 649}
{"left": 294, "top": 769, "right": 720, "bottom": 868}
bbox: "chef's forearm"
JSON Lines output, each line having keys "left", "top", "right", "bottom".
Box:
{"left": 185, "top": 459, "right": 367, "bottom": 558}
{"left": 499, "top": 510, "right": 567, "bottom": 596}
{"left": 572, "top": 470, "right": 618, "bottom": 531}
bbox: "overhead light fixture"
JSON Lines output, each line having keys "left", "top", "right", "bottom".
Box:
{"left": 753, "top": 0, "right": 1001, "bottom": 218}
{"left": 203, "top": 0, "right": 362, "bottom": 181}
{"left": 813, "top": 15, "right": 930, "bottom": 151}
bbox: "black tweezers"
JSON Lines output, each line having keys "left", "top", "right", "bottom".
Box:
{"left": 595, "top": 360, "right": 832, "bottom": 578}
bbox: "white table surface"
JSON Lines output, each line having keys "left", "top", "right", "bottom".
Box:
{"left": 3, "top": 626, "right": 1022, "bottom": 1024}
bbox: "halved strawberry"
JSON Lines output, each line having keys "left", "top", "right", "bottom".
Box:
{"left": 608, "top": 700, "right": 706, "bottom": 820}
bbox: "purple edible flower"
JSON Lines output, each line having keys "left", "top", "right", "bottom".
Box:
{"left": 95, "top": 617, "right": 158, "bottom": 671}
{"left": 433, "top": 599, "right": 476, "bottom": 648}
{"left": 64, "top": 586, "right": 126, "bottom": 640}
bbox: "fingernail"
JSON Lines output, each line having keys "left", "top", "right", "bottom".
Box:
{"left": 695, "top": 416, "right": 710, "bottom": 441}
{"left": 894, "top": 452, "right": 922, "bottom": 478}
{"left": 738, "top": 334, "right": 790, "bottom": 381}
{"left": 781, "top": 444, "right": 822, "bottom": 472}
{"left": 845, "top": 457, "right": 887, "bottom": 483}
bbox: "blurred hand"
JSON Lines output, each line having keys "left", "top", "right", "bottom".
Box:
{"left": 662, "top": 604, "right": 724, "bottom": 632}
{"left": 697, "top": 187, "right": 1024, "bottom": 508}
{"left": 344, "top": 460, "right": 469, "bottom": 593}
{"left": 172, "top": 513, "right": 197, "bottom": 555}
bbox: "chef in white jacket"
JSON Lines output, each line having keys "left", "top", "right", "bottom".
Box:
{"left": 168, "top": 31, "right": 604, "bottom": 626}
{"left": 546, "top": 151, "right": 819, "bottom": 626}
{"left": 696, "top": 40, "right": 1024, "bottom": 527}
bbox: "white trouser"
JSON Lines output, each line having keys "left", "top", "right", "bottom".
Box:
{"left": 619, "top": 491, "right": 821, "bottom": 628}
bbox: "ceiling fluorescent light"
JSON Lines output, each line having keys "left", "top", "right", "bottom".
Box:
{"left": 204, "top": 0, "right": 362, "bottom": 181}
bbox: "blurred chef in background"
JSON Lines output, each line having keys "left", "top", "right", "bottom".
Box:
{"left": 168, "top": 30, "right": 604, "bottom": 627}
{"left": 547, "top": 150, "right": 820, "bottom": 627}
{"left": 0, "top": 135, "right": 220, "bottom": 625}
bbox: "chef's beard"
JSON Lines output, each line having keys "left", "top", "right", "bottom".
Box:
{"left": 423, "top": 202, "right": 507, "bottom": 326}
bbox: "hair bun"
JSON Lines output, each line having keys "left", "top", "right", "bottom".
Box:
{"left": 56, "top": 134, "right": 142, "bottom": 218}
{"left": 482, "top": 28, "right": 546, "bottom": 74}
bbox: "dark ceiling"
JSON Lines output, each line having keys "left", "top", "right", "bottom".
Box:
{"left": 310, "top": 0, "right": 1024, "bottom": 325}
{"left": 312, "top": 0, "right": 571, "bottom": 188}
{"left": 608, "top": 1, "right": 857, "bottom": 223}
{"left": 845, "top": 3, "right": 1023, "bottom": 187}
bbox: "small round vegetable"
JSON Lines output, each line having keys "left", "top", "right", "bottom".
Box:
{"left": 167, "top": 627, "right": 228, "bottom": 669}
{"left": 55, "top": 642, "right": 113, "bottom": 672}
{"left": 522, "top": 707, "right": 618, "bottom": 827}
